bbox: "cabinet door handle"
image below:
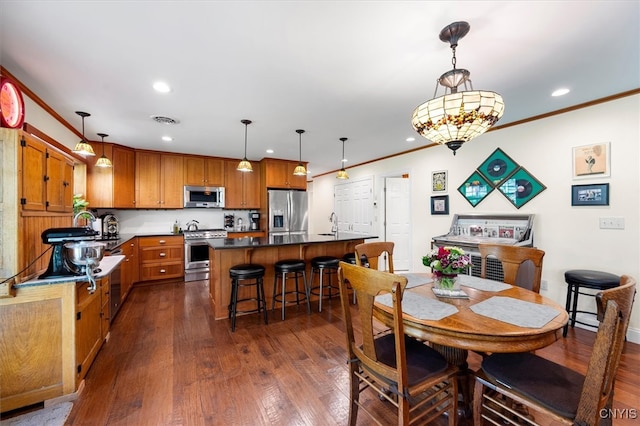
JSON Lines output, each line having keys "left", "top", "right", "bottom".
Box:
{"left": 159, "top": 252, "right": 166, "bottom": 257}
{"left": 159, "top": 240, "right": 166, "bottom": 244}
{"left": 160, "top": 269, "right": 166, "bottom": 273}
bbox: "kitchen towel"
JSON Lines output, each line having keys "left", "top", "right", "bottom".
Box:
{"left": 376, "top": 291, "right": 458, "bottom": 321}
{"left": 470, "top": 296, "right": 561, "bottom": 328}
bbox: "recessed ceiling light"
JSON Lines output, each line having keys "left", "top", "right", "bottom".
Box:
{"left": 266, "top": 149, "right": 274, "bottom": 154}
{"left": 551, "top": 88, "right": 570, "bottom": 97}
{"left": 406, "top": 137, "right": 416, "bottom": 142}
{"left": 153, "top": 81, "right": 171, "bottom": 93}
{"left": 162, "top": 136, "right": 173, "bottom": 142}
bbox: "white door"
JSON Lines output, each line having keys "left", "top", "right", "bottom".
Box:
{"left": 334, "top": 177, "right": 374, "bottom": 235}
{"left": 385, "top": 177, "right": 411, "bottom": 272}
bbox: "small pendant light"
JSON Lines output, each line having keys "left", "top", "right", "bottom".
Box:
{"left": 95, "top": 132, "right": 113, "bottom": 168}
{"left": 72, "top": 111, "right": 96, "bottom": 156}
{"left": 293, "top": 129, "right": 307, "bottom": 176}
{"left": 237, "top": 119, "right": 253, "bottom": 172}
{"left": 336, "top": 137, "right": 349, "bottom": 179}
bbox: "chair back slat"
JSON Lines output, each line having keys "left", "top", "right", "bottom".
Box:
{"left": 478, "top": 244, "right": 545, "bottom": 293}
{"left": 575, "top": 277, "right": 636, "bottom": 424}
{"left": 355, "top": 242, "right": 394, "bottom": 272}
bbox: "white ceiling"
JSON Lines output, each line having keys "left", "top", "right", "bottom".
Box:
{"left": 1, "top": 1, "right": 638, "bottom": 176}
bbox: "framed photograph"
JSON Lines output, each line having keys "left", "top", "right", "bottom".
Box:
{"left": 497, "top": 167, "right": 547, "bottom": 209}
{"left": 572, "top": 142, "right": 610, "bottom": 179}
{"left": 432, "top": 170, "right": 447, "bottom": 192}
{"left": 571, "top": 183, "right": 609, "bottom": 206}
{"left": 430, "top": 195, "right": 449, "bottom": 215}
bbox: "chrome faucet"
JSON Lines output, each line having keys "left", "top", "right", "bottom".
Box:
{"left": 329, "top": 212, "right": 338, "bottom": 234}
{"left": 73, "top": 210, "right": 96, "bottom": 227}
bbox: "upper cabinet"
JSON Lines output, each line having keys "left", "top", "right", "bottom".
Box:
{"left": 183, "top": 156, "right": 224, "bottom": 187}
{"left": 86, "top": 143, "right": 136, "bottom": 209}
{"left": 135, "top": 151, "right": 184, "bottom": 208}
{"left": 20, "top": 132, "right": 74, "bottom": 212}
{"left": 262, "top": 158, "right": 307, "bottom": 190}
{"left": 224, "top": 159, "right": 261, "bottom": 209}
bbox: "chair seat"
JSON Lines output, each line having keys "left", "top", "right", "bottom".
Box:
{"left": 565, "top": 269, "right": 619, "bottom": 289}
{"left": 311, "top": 256, "right": 339, "bottom": 268}
{"left": 275, "top": 259, "right": 306, "bottom": 273}
{"left": 374, "top": 334, "right": 448, "bottom": 388}
{"left": 230, "top": 263, "right": 265, "bottom": 279}
{"left": 482, "top": 352, "right": 584, "bottom": 419}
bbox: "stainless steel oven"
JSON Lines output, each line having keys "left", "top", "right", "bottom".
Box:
{"left": 184, "top": 229, "right": 228, "bottom": 282}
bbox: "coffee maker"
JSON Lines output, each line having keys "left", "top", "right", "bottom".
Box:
{"left": 250, "top": 212, "right": 260, "bottom": 231}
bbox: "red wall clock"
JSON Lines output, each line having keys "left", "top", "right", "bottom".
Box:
{"left": 0, "top": 77, "right": 26, "bottom": 129}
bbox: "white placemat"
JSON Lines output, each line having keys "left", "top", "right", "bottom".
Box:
{"left": 470, "top": 296, "right": 561, "bottom": 328}
{"left": 376, "top": 291, "right": 458, "bottom": 321}
{"left": 458, "top": 274, "right": 511, "bottom": 292}
{"left": 399, "top": 273, "right": 433, "bottom": 288}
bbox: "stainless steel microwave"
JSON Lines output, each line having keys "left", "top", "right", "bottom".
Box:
{"left": 184, "top": 186, "right": 225, "bottom": 208}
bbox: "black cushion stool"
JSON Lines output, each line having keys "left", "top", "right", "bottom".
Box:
{"left": 229, "top": 264, "right": 267, "bottom": 332}
{"left": 310, "top": 256, "right": 340, "bottom": 312}
{"left": 563, "top": 269, "right": 619, "bottom": 337}
{"left": 272, "top": 259, "right": 310, "bottom": 320}
{"left": 341, "top": 253, "right": 370, "bottom": 304}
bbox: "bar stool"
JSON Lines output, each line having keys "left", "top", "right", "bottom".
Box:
{"left": 309, "top": 256, "right": 340, "bottom": 312}
{"left": 272, "top": 259, "right": 310, "bottom": 320}
{"left": 563, "top": 269, "right": 620, "bottom": 337}
{"left": 341, "top": 252, "right": 369, "bottom": 304}
{"left": 228, "top": 263, "right": 267, "bottom": 332}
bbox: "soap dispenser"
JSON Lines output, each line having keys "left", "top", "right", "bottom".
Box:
{"left": 173, "top": 220, "right": 179, "bottom": 234}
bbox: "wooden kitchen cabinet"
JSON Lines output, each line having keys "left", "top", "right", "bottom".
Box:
{"left": 184, "top": 155, "right": 225, "bottom": 186}
{"left": 86, "top": 143, "right": 136, "bottom": 208}
{"left": 120, "top": 238, "right": 139, "bottom": 300}
{"left": 75, "top": 278, "right": 104, "bottom": 385}
{"left": 135, "top": 151, "right": 184, "bottom": 208}
{"left": 19, "top": 132, "right": 74, "bottom": 212}
{"left": 138, "top": 236, "right": 184, "bottom": 282}
{"left": 224, "top": 159, "right": 261, "bottom": 209}
{"left": 262, "top": 158, "right": 307, "bottom": 190}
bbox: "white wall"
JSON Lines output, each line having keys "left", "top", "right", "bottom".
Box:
{"left": 309, "top": 95, "right": 640, "bottom": 342}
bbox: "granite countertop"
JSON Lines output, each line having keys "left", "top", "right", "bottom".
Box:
{"left": 17, "top": 255, "right": 125, "bottom": 287}
{"left": 207, "top": 232, "right": 377, "bottom": 249}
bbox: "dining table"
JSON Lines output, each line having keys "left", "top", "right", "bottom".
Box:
{"left": 373, "top": 272, "right": 569, "bottom": 416}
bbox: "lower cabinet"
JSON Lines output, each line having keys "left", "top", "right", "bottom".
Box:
{"left": 76, "top": 276, "right": 110, "bottom": 385}
{"left": 138, "top": 235, "right": 184, "bottom": 282}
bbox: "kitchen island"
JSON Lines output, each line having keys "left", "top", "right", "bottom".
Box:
{"left": 1, "top": 256, "right": 124, "bottom": 412}
{"left": 207, "top": 233, "right": 376, "bottom": 320}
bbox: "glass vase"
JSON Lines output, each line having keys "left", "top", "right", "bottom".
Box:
{"left": 433, "top": 274, "right": 459, "bottom": 291}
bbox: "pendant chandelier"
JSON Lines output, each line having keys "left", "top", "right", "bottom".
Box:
{"left": 95, "top": 132, "right": 112, "bottom": 168}
{"left": 336, "top": 137, "right": 349, "bottom": 180}
{"left": 236, "top": 119, "right": 253, "bottom": 172}
{"left": 293, "top": 129, "right": 307, "bottom": 176}
{"left": 411, "top": 21, "right": 505, "bottom": 155}
{"left": 72, "top": 111, "right": 95, "bottom": 156}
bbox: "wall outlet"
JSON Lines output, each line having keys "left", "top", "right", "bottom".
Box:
{"left": 599, "top": 217, "right": 625, "bottom": 229}
{"left": 540, "top": 279, "right": 548, "bottom": 291}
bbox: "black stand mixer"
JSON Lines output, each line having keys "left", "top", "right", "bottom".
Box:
{"left": 39, "top": 227, "right": 102, "bottom": 279}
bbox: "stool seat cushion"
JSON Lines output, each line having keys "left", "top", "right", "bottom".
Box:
{"left": 343, "top": 252, "right": 369, "bottom": 266}
{"left": 230, "top": 263, "right": 266, "bottom": 279}
{"left": 311, "top": 256, "right": 340, "bottom": 268}
{"left": 565, "top": 270, "right": 619, "bottom": 289}
{"left": 275, "top": 259, "right": 306, "bottom": 272}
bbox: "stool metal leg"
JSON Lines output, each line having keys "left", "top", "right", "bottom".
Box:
{"left": 563, "top": 283, "right": 574, "bottom": 337}
{"left": 230, "top": 279, "right": 238, "bottom": 332}
{"left": 302, "top": 270, "right": 311, "bottom": 314}
{"left": 258, "top": 277, "right": 268, "bottom": 325}
{"left": 318, "top": 267, "right": 324, "bottom": 312}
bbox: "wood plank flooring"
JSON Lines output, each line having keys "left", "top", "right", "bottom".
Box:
{"left": 63, "top": 280, "right": 639, "bottom": 425}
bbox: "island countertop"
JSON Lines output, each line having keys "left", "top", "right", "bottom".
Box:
{"left": 207, "top": 232, "right": 377, "bottom": 249}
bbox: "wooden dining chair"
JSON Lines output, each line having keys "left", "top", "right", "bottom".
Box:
{"left": 478, "top": 244, "right": 545, "bottom": 293}
{"left": 337, "top": 261, "right": 458, "bottom": 425}
{"left": 473, "top": 276, "right": 636, "bottom": 426}
{"left": 354, "top": 241, "right": 394, "bottom": 272}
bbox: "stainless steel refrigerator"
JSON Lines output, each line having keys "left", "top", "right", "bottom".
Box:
{"left": 268, "top": 189, "right": 308, "bottom": 235}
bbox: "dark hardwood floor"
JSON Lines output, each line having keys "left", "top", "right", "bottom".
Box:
{"left": 64, "top": 280, "right": 640, "bottom": 425}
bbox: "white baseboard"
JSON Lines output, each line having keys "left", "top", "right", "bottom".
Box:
{"left": 573, "top": 313, "right": 640, "bottom": 344}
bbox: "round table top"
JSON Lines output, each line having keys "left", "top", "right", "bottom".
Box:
{"left": 373, "top": 275, "right": 569, "bottom": 354}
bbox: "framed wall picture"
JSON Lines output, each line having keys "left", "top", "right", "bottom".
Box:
{"left": 572, "top": 142, "right": 610, "bottom": 179}
{"left": 430, "top": 195, "right": 449, "bottom": 215}
{"left": 571, "top": 183, "right": 609, "bottom": 206}
{"left": 457, "top": 171, "right": 494, "bottom": 207}
{"left": 432, "top": 170, "right": 447, "bottom": 192}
